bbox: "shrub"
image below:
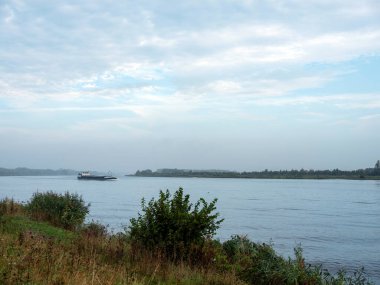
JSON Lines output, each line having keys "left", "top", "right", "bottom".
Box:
{"left": 128, "top": 187, "right": 223, "bottom": 259}
{"left": 221, "top": 236, "right": 375, "bottom": 285}
{"left": 222, "top": 235, "right": 259, "bottom": 271}
{"left": 0, "top": 198, "right": 24, "bottom": 217}
{"left": 80, "top": 220, "right": 108, "bottom": 238}
{"left": 26, "top": 191, "right": 89, "bottom": 230}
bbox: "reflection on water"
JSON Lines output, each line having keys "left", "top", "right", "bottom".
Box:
{"left": 1, "top": 176, "right": 379, "bottom": 283}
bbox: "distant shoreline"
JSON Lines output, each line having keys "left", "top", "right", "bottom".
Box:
{"left": 0, "top": 167, "right": 78, "bottom": 177}
{"left": 128, "top": 174, "right": 380, "bottom": 180}
{"left": 2, "top": 165, "right": 380, "bottom": 180}
{"left": 131, "top": 166, "right": 380, "bottom": 180}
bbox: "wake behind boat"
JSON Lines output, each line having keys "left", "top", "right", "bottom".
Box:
{"left": 77, "top": 171, "right": 117, "bottom": 181}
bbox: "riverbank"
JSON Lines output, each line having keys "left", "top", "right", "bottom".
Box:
{"left": 1, "top": 199, "right": 241, "bottom": 285}
{"left": 0, "top": 195, "right": 374, "bottom": 285}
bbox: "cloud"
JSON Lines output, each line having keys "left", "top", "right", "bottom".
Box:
{"left": 335, "top": 95, "right": 380, "bottom": 109}
{"left": 359, "top": 113, "right": 380, "bottom": 121}
{"left": 0, "top": 0, "right": 379, "bottom": 171}
{"left": 1, "top": 5, "right": 14, "bottom": 24}
{"left": 1, "top": 1, "right": 379, "bottom": 91}
{"left": 253, "top": 93, "right": 380, "bottom": 110}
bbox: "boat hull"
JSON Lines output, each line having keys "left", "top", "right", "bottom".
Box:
{"left": 77, "top": 172, "right": 117, "bottom": 180}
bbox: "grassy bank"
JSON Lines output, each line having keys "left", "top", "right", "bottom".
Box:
{"left": 0, "top": 192, "right": 374, "bottom": 285}
{"left": 0, "top": 200, "right": 242, "bottom": 284}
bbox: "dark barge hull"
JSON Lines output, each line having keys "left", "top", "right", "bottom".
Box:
{"left": 77, "top": 175, "right": 117, "bottom": 180}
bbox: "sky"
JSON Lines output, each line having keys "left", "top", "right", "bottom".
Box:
{"left": 1, "top": 0, "right": 380, "bottom": 173}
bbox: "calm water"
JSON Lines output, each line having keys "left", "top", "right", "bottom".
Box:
{"left": 1, "top": 176, "right": 379, "bottom": 283}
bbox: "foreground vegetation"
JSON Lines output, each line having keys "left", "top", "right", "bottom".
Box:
{"left": 0, "top": 190, "right": 374, "bottom": 285}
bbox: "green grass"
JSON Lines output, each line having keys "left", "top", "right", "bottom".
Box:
{"left": 0, "top": 215, "right": 76, "bottom": 242}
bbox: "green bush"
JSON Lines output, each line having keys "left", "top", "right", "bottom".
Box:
{"left": 26, "top": 191, "right": 89, "bottom": 230}
{"left": 221, "top": 236, "right": 374, "bottom": 285}
{"left": 128, "top": 187, "right": 223, "bottom": 259}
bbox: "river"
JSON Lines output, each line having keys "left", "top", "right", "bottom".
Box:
{"left": 1, "top": 176, "right": 379, "bottom": 283}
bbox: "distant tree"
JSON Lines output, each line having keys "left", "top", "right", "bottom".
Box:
{"left": 135, "top": 169, "right": 153, "bottom": 176}
{"left": 375, "top": 160, "right": 380, "bottom": 169}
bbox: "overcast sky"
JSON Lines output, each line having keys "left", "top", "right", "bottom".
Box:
{"left": 1, "top": 0, "right": 380, "bottom": 173}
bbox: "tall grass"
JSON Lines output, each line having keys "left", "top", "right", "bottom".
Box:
{"left": 0, "top": 225, "right": 243, "bottom": 284}
{"left": 0, "top": 197, "right": 24, "bottom": 216}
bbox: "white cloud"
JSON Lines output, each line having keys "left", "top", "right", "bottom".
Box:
{"left": 303, "top": 30, "right": 380, "bottom": 62}
{"left": 335, "top": 97, "right": 380, "bottom": 109}
{"left": 2, "top": 5, "right": 14, "bottom": 24}
{"left": 0, "top": 0, "right": 379, "bottom": 171}
{"left": 177, "top": 28, "right": 380, "bottom": 74}
{"left": 207, "top": 80, "right": 242, "bottom": 94}
{"left": 359, "top": 113, "right": 380, "bottom": 120}
{"left": 254, "top": 93, "right": 380, "bottom": 110}
{"left": 1, "top": 0, "right": 379, "bottom": 110}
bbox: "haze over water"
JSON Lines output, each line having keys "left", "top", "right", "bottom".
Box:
{"left": 1, "top": 176, "right": 379, "bottom": 283}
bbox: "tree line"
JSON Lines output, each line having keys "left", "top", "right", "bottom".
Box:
{"left": 0, "top": 167, "right": 77, "bottom": 176}
{"left": 134, "top": 161, "right": 380, "bottom": 180}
